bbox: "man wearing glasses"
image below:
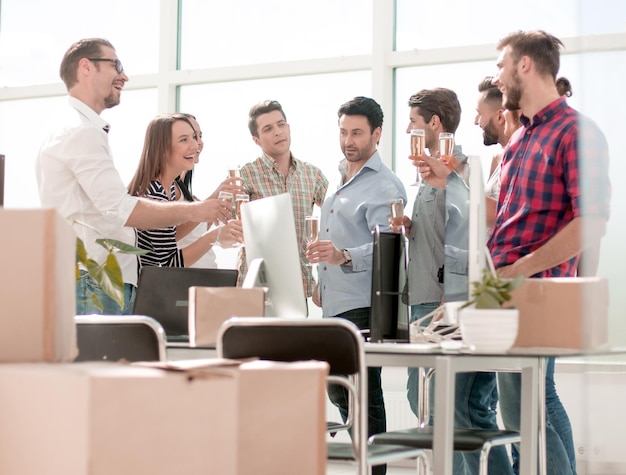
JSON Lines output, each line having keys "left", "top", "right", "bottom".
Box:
{"left": 36, "top": 38, "right": 231, "bottom": 315}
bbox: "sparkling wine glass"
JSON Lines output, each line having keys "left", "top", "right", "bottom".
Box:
{"left": 214, "top": 191, "right": 234, "bottom": 247}
{"left": 304, "top": 216, "right": 320, "bottom": 267}
{"left": 228, "top": 166, "right": 242, "bottom": 185}
{"left": 410, "top": 129, "right": 425, "bottom": 186}
{"left": 232, "top": 193, "right": 249, "bottom": 248}
{"left": 389, "top": 198, "right": 405, "bottom": 233}
{"left": 439, "top": 132, "right": 455, "bottom": 162}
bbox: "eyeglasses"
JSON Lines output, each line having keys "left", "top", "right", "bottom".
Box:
{"left": 87, "top": 58, "right": 124, "bottom": 74}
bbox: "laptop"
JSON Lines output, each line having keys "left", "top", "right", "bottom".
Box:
{"left": 133, "top": 267, "right": 239, "bottom": 342}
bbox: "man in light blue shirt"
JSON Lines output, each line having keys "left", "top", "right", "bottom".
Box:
{"left": 307, "top": 96, "right": 406, "bottom": 475}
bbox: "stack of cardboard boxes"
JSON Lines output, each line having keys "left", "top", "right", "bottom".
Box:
{"left": 0, "top": 209, "right": 328, "bottom": 475}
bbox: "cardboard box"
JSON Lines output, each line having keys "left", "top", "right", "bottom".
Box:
{"left": 508, "top": 277, "right": 609, "bottom": 349}
{"left": 235, "top": 360, "right": 327, "bottom": 475}
{"left": 0, "top": 209, "right": 77, "bottom": 362}
{"left": 188, "top": 286, "right": 265, "bottom": 347}
{"left": 0, "top": 359, "right": 327, "bottom": 475}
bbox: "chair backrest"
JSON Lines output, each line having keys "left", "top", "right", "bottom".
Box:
{"left": 74, "top": 315, "right": 167, "bottom": 362}
{"left": 133, "top": 267, "right": 239, "bottom": 340}
{"left": 216, "top": 317, "right": 362, "bottom": 376}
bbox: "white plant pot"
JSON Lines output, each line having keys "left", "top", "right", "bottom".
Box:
{"left": 459, "top": 307, "right": 519, "bottom": 353}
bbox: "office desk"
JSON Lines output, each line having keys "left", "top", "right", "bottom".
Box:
{"left": 364, "top": 343, "right": 546, "bottom": 475}
{"left": 168, "top": 337, "right": 623, "bottom": 475}
{"left": 167, "top": 343, "right": 216, "bottom": 360}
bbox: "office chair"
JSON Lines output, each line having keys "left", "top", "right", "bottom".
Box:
{"left": 74, "top": 315, "right": 167, "bottom": 362}
{"left": 371, "top": 366, "right": 520, "bottom": 475}
{"left": 216, "top": 317, "right": 429, "bottom": 475}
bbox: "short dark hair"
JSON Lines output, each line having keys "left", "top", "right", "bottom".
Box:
{"left": 248, "top": 100, "right": 287, "bottom": 137}
{"left": 407, "top": 88, "right": 461, "bottom": 133}
{"left": 497, "top": 30, "right": 563, "bottom": 79}
{"left": 478, "top": 76, "right": 503, "bottom": 105}
{"left": 337, "top": 96, "right": 383, "bottom": 132}
{"left": 60, "top": 38, "right": 114, "bottom": 90}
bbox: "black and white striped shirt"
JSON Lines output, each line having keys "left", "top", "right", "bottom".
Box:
{"left": 138, "top": 180, "right": 184, "bottom": 268}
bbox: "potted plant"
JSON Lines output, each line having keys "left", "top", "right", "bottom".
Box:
{"left": 458, "top": 268, "right": 524, "bottom": 352}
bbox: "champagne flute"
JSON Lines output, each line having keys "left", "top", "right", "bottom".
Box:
{"left": 304, "top": 215, "right": 320, "bottom": 267}
{"left": 214, "top": 191, "right": 234, "bottom": 247}
{"left": 228, "top": 166, "right": 242, "bottom": 186}
{"left": 235, "top": 193, "right": 249, "bottom": 220}
{"left": 410, "top": 129, "right": 425, "bottom": 186}
{"left": 389, "top": 198, "right": 405, "bottom": 234}
{"left": 218, "top": 190, "right": 234, "bottom": 219}
{"left": 439, "top": 132, "right": 455, "bottom": 162}
{"left": 232, "top": 193, "right": 249, "bottom": 248}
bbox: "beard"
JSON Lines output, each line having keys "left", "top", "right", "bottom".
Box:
{"left": 482, "top": 120, "right": 500, "bottom": 146}
{"left": 103, "top": 92, "right": 121, "bottom": 109}
{"left": 341, "top": 139, "right": 376, "bottom": 163}
{"left": 503, "top": 68, "right": 522, "bottom": 110}
{"left": 342, "top": 146, "right": 366, "bottom": 163}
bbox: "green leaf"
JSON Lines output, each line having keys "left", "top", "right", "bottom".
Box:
{"left": 95, "top": 238, "right": 149, "bottom": 256}
{"left": 85, "top": 254, "right": 125, "bottom": 310}
{"left": 76, "top": 237, "right": 88, "bottom": 266}
{"left": 475, "top": 292, "right": 501, "bottom": 309}
{"left": 90, "top": 292, "right": 104, "bottom": 312}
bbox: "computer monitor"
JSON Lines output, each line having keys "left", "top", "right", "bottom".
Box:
{"left": 443, "top": 155, "right": 488, "bottom": 322}
{"left": 467, "top": 155, "right": 488, "bottom": 287}
{"left": 370, "top": 227, "right": 410, "bottom": 342}
{"left": 241, "top": 193, "right": 307, "bottom": 318}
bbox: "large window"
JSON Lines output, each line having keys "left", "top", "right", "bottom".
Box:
{"left": 0, "top": 0, "right": 159, "bottom": 87}
{"left": 0, "top": 89, "right": 158, "bottom": 208}
{"left": 395, "top": 0, "right": 626, "bottom": 51}
{"left": 178, "top": 71, "right": 371, "bottom": 199}
{"left": 179, "top": 0, "right": 373, "bottom": 70}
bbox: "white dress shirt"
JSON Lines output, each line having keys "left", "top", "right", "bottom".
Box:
{"left": 36, "top": 97, "right": 139, "bottom": 285}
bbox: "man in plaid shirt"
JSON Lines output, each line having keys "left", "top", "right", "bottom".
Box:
{"left": 238, "top": 100, "right": 329, "bottom": 301}
{"left": 490, "top": 30, "right": 611, "bottom": 474}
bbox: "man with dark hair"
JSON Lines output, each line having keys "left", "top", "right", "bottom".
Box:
{"left": 307, "top": 96, "right": 406, "bottom": 475}
{"left": 395, "top": 88, "right": 514, "bottom": 474}
{"left": 36, "top": 38, "right": 230, "bottom": 315}
{"left": 491, "top": 30, "right": 611, "bottom": 474}
{"left": 475, "top": 77, "right": 506, "bottom": 148}
{"left": 475, "top": 76, "right": 515, "bottom": 228}
{"left": 239, "top": 100, "right": 328, "bottom": 299}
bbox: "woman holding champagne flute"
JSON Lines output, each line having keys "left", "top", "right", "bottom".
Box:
{"left": 175, "top": 114, "right": 246, "bottom": 266}
{"left": 128, "top": 113, "right": 243, "bottom": 268}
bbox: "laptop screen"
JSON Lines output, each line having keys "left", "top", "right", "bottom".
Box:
{"left": 133, "top": 267, "right": 238, "bottom": 341}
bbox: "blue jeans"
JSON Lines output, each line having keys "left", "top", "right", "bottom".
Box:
{"left": 408, "top": 303, "right": 513, "bottom": 475}
{"left": 327, "top": 308, "right": 386, "bottom": 475}
{"left": 76, "top": 271, "right": 136, "bottom": 315}
{"left": 498, "top": 358, "right": 576, "bottom": 474}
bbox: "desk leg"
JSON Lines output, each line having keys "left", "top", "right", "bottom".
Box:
{"left": 433, "top": 356, "right": 455, "bottom": 475}
{"left": 538, "top": 358, "right": 547, "bottom": 475}
{"left": 519, "top": 363, "right": 539, "bottom": 475}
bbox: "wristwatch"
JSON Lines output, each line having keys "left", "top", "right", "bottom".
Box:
{"left": 342, "top": 249, "right": 352, "bottom": 266}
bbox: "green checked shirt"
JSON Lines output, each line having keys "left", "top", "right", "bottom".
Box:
{"left": 238, "top": 153, "right": 329, "bottom": 297}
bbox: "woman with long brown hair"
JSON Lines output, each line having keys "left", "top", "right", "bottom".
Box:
{"left": 128, "top": 113, "right": 242, "bottom": 268}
